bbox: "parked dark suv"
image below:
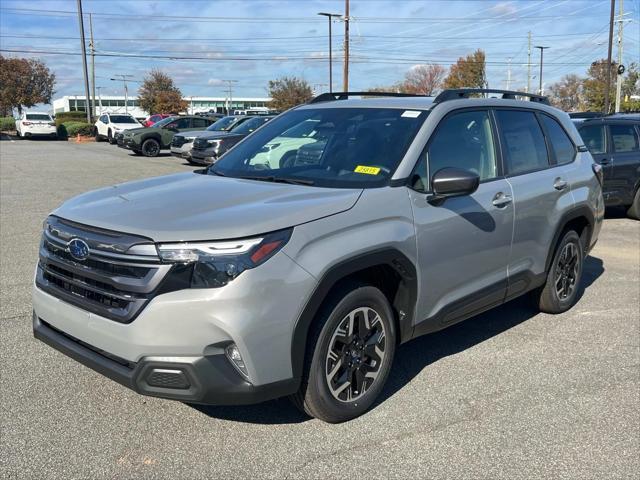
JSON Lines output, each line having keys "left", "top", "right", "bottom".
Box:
{"left": 574, "top": 114, "right": 640, "bottom": 219}
{"left": 118, "top": 115, "right": 215, "bottom": 157}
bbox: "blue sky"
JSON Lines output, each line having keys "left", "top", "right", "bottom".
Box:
{"left": 1, "top": 0, "right": 638, "bottom": 101}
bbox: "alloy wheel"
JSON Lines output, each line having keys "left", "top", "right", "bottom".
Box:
{"left": 325, "top": 306, "right": 387, "bottom": 403}
{"left": 555, "top": 242, "right": 579, "bottom": 300}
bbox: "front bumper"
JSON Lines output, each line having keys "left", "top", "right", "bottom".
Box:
{"left": 170, "top": 145, "right": 193, "bottom": 159}
{"left": 33, "top": 314, "right": 296, "bottom": 405}
{"left": 118, "top": 137, "right": 137, "bottom": 150}
{"left": 190, "top": 148, "right": 217, "bottom": 165}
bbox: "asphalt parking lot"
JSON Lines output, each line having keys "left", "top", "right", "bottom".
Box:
{"left": 1, "top": 136, "right": 639, "bottom": 479}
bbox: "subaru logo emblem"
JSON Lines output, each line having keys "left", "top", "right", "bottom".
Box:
{"left": 67, "top": 238, "right": 90, "bottom": 261}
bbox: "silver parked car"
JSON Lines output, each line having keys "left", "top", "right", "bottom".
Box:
{"left": 33, "top": 90, "right": 604, "bottom": 423}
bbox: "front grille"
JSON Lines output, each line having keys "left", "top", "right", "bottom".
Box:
{"left": 193, "top": 137, "right": 209, "bottom": 150}
{"left": 36, "top": 216, "right": 172, "bottom": 323}
{"left": 171, "top": 136, "right": 187, "bottom": 147}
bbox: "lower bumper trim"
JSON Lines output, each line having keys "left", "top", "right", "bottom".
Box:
{"left": 33, "top": 313, "right": 299, "bottom": 405}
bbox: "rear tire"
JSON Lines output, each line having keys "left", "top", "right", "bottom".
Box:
{"left": 291, "top": 283, "right": 396, "bottom": 423}
{"left": 94, "top": 129, "right": 102, "bottom": 142}
{"left": 535, "top": 230, "right": 583, "bottom": 314}
{"left": 626, "top": 188, "right": 640, "bottom": 220}
{"left": 141, "top": 138, "right": 160, "bottom": 157}
{"left": 107, "top": 129, "right": 115, "bottom": 144}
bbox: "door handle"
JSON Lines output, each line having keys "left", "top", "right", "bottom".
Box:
{"left": 553, "top": 178, "right": 568, "bottom": 191}
{"left": 492, "top": 192, "right": 513, "bottom": 207}
{"left": 599, "top": 158, "right": 612, "bottom": 165}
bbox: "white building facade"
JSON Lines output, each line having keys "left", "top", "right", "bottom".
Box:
{"left": 52, "top": 95, "right": 272, "bottom": 119}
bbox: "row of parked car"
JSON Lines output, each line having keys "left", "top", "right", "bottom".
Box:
{"left": 94, "top": 112, "right": 275, "bottom": 165}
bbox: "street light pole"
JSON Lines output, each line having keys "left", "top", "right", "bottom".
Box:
{"left": 110, "top": 75, "right": 134, "bottom": 114}
{"left": 604, "top": 0, "right": 616, "bottom": 114}
{"left": 317, "top": 12, "right": 341, "bottom": 93}
{"left": 534, "top": 46, "right": 549, "bottom": 95}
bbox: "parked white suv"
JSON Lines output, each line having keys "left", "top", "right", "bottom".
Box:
{"left": 95, "top": 113, "right": 141, "bottom": 144}
{"left": 16, "top": 112, "right": 57, "bottom": 139}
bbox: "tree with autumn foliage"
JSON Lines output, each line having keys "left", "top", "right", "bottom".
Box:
{"left": 267, "top": 76, "right": 313, "bottom": 111}
{"left": 0, "top": 55, "right": 56, "bottom": 115}
{"left": 582, "top": 59, "right": 618, "bottom": 113}
{"left": 548, "top": 74, "right": 585, "bottom": 112}
{"left": 443, "top": 49, "right": 487, "bottom": 89}
{"left": 138, "top": 69, "right": 188, "bottom": 114}
{"left": 402, "top": 64, "right": 446, "bottom": 95}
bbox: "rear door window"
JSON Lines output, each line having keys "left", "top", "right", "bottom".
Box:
{"left": 609, "top": 124, "right": 640, "bottom": 152}
{"left": 192, "top": 118, "right": 209, "bottom": 128}
{"left": 539, "top": 114, "right": 576, "bottom": 165}
{"left": 578, "top": 124, "right": 606, "bottom": 154}
{"left": 495, "top": 110, "right": 549, "bottom": 176}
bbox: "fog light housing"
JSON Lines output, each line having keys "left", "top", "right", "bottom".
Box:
{"left": 225, "top": 343, "right": 248, "bottom": 378}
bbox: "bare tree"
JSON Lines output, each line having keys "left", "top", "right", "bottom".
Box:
{"left": 402, "top": 65, "right": 446, "bottom": 95}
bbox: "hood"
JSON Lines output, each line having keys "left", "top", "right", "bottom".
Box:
{"left": 53, "top": 172, "right": 362, "bottom": 242}
{"left": 122, "top": 126, "right": 153, "bottom": 135}
{"left": 193, "top": 131, "right": 240, "bottom": 141}
{"left": 174, "top": 130, "right": 213, "bottom": 140}
{"left": 111, "top": 123, "right": 141, "bottom": 130}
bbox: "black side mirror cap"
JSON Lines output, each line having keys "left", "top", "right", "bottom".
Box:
{"left": 427, "top": 167, "right": 480, "bottom": 204}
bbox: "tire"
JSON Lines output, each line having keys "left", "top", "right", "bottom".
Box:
{"left": 94, "top": 129, "right": 102, "bottom": 142}
{"left": 141, "top": 138, "right": 160, "bottom": 157}
{"left": 291, "top": 283, "right": 396, "bottom": 423}
{"left": 626, "top": 188, "right": 640, "bottom": 220}
{"left": 535, "top": 230, "right": 584, "bottom": 314}
{"left": 107, "top": 129, "right": 115, "bottom": 144}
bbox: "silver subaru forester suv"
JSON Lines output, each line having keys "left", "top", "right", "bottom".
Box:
{"left": 33, "top": 90, "right": 604, "bottom": 423}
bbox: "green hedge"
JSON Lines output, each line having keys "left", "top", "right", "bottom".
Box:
{"left": 55, "top": 111, "right": 90, "bottom": 126}
{"left": 57, "top": 121, "right": 93, "bottom": 138}
{"left": 0, "top": 116, "right": 15, "bottom": 131}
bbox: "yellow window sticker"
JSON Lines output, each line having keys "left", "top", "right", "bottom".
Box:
{"left": 354, "top": 165, "right": 381, "bottom": 175}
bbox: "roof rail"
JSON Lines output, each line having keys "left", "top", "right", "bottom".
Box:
{"left": 433, "top": 88, "right": 550, "bottom": 105}
{"left": 308, "top": 91, "right": 429, "bottom": 104}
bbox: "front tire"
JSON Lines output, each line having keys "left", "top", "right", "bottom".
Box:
{"left": 292, "top": 284, "right": 396, "bottom": 423}
{"left": 141, "top": 138, "right": 160, "bottom": 157}
{"left": 535, "top": 230, "right": 584, "bottom": 314}
{"left": 626, "top": 188, "right": 640, "bottom": 220}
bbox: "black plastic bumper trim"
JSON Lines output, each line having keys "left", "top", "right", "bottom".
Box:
{"left": 33, "top": 314, "right": 298, "bottom": 405}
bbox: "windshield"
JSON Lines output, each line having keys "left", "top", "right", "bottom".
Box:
{"left": 207, "top": 116, "right": 240, "bottom": 131}
{"left": 152, "top": 116, "right": 178, "bottom": 128}
{"left": 110, "top": 115, "right": 137, "bottom": 124}
{"left": 26, "top": 114, "right": 51, "bottom": 121}
{"left": 210, "top": 107, "right": 427, "bottom": 188}
{"left": 230, "top": 116, "right": 272, "bottom": 135}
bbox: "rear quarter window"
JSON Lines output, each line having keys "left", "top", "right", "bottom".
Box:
{"left": 539, "top": 114, "right": 576, "bottom": 165}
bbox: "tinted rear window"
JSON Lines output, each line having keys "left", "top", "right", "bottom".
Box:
{"left": 610, "top": 124, "right": 639, "bottom": 152}
{"left": 26, "top": 114, "right": 51, "bottom": 121}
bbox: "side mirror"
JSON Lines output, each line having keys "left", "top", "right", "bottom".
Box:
{"left": 428, "top": 167, "right": 479, "bottom": 204}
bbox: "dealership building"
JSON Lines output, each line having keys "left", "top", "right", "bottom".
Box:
{"left": 52, "top": 95, "right": 272, "bottom": 119}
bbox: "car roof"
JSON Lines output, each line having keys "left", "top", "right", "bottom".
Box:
{"left": 578, "top": 115, "right": 640, "bottom": 125}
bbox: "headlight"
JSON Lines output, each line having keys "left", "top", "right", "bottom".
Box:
{"left": 112, "top": 126, "right": 121, "bottom": 131}
{"left": 157, "top": 229, "right": 292, "bottom": 288}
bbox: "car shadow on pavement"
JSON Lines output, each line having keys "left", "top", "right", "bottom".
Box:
{"left": 190, "top": 255, "right": 604, "bottom": 425}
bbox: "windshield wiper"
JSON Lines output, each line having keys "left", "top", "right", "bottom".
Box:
{"left": 238, "top": 175, "right": 315, "bottom": 186}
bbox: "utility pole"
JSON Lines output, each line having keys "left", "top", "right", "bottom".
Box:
{"left": 76, "top": 0, "right": 91, "bottom": 124}
{"left": 604, "top": 0, "right": 616, "bottom": 114}
{"left": 89, "top": 13, "right": 96, "bottom": 119}
{"left": 110, "top": 75, "right": 134, "bottom": 114}
{"left": 506, "top": 58, "right": 512, "bottom": 90}
{"left": 343, "top": 0, "right": 349, "bottom": 91}
{"left": 535, "top": 46, "right": 549, "bottom": 94}
{"left": 615, "top": 0, "right": 625, "bottom": 113}
{"left": 317, "top": 12, "right": 342, "bottom": 93}
{"left": 527, "top": 31, "right": 532, "bottom": 93}
{"left": 222, "top": 80, "right": 238, "bottom": 115}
